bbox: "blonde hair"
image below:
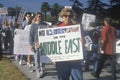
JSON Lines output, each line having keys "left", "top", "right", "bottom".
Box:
{"left": 59, "top": 7, "right": 76, "bottom": 17}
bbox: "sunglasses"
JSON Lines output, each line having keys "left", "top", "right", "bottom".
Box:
{"left": 63, "top": 15, "right": 73, "bottom": 18}
{"left": 38, "top": 15, "right": 41, "bottom": 17}
{"left": 36, "top": 15, "right": 41, "bottom": 18}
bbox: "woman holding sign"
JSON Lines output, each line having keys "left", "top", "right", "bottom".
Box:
{"left": 55, "top": 6, "right": 84, "bottom": 80}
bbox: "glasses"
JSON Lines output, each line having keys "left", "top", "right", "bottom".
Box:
{"left": 63, "top": 15, "right": 72, "bottom": 18}
{"left": 36, "top": 15, "right": 41, "bottom": 18}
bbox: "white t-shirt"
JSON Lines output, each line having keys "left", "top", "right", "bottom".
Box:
{"left": 24, "top": 24, "right": 31, "bottom": 31}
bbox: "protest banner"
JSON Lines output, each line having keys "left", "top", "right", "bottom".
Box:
{"left": 0, "top": 7, "right": 8, "bottom": 15}
{"left": 14, "top": 29, "right": 34, "bottom": 55}
{"left": 17, "top": 8, "right": 26, "bottom": 24}
{"left": 38, "top": 24, "right": 83, "bottom": 63}
{"left": 7, "top": 16, "right": 15, "bottom": 23}
{"left": 82, "top": 13, "right": 96, "bottom": 30}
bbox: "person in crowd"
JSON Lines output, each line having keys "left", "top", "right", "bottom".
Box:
{"left": 55, "top": 7, "right": 84, "bottom": 80}
{"left": 91, "top": 18, "right": 116, "bottom": 79}
{"left": 22, "top": 12, "right": 31, "bottom": 29}
{"left": 29, "top": 12, "right": 48, "bottom": 78}
{"left": 2, "top": 20, "right": 10, "bottom": 50}
{"left": 8, "top": 22, "right": 15, "bottom": 52}
{"left": 19, "top": 12, "right": 32, "bottom": 65}
{"left": 5, "top": 22, "right": 11, "bottom": 50}
{"left": 24, "top": 16, "right": 35, "bottom": 72}
{"left": 0, "top": 24, "right": 2, "bottom": 60}
{"left": 84, "top": 22, "right": 100, "bottom": 72}
{"left": 14, "top": 21, "right": 23, "bottom": 61}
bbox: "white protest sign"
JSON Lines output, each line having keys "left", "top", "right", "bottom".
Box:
{"left": 84, "top": 35, "right": 92, "bottom": 44}
{"left": 38, "top": 24, "right": 83, "bottom": 63}
{"left": 6, "top": 16, "right": 15, "bottom": 23}
{"left": 14, "top": 29, "right": 34, "bottom": 55}
{"left": 0, "top": 7, "right": 8, "bottom": 15}
{"left": 82, "top": 13, "right": 96, "bottom": 30}
{"left": 17, "top": 8, "right": 26, "bottom": 24}
{"left": 84, "top": 35, "right": 93, "bottom": 51}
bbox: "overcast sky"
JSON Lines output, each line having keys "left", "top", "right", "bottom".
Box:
{"left": 0, "top": 0, "right": 109, "bottom": 12}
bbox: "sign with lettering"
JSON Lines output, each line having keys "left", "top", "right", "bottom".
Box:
{"left": 17, "top": 8, "right": 26, "bottom": 24}
{"left": 14, "top": 29, "right": 34, "bottom": 55}
{"left": 82, "top": 13, "right": 96, "bottom": 30}
{"left": 0, "top": 7, "right": 8, "bottom": 15}
{"left": 38, "top": 24, "right": 83, "bottom": 63}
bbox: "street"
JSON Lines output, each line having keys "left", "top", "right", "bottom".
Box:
{"left": 6, "top": 54, "right": 120, "bottom": 80}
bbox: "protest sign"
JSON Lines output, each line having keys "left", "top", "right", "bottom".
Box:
{"left": 14, "top": 29, "right": 34, "bottom": 55}
{"left": 38, "top": 24, "right": 83, "bottom": 63}
{"left": 7, "top": 16, "right": 15, "bottom": 23}
{"left": 17, "top": 8, "right": 26, "bottom": 24}
{"left": 82, "top": 13, "right": 96, "bottom": 30}
{"left": 0, "top": 7, "right": 8, "bottom": 15}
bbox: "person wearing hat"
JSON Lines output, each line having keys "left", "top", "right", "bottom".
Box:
{"left": 55, "top": 7, "right": 84, "bottom": 80}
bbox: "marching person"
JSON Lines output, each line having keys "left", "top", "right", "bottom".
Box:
{"left": 29, "top": 12, "right": 48, "bottom": 78}
{"left": 55, "top": 7, "right": 84, "bottom": 80}
{"left": 84, "top": 22, "right": 100, "bottom": 72}
{"left": 0, "top": 24, "right": 2, "bottom": 60}
{"left": 91, "top": 18, "right": 116, "bottom": 79}
{"left": 19, "top": 12, "right": 32, "bottom": 65}
{"left": 24, "top": 16, "right": 35, "bottom": 72}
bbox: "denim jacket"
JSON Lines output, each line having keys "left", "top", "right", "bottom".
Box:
{"left": 29, "top": 22, "right": 48, "bottom": 46}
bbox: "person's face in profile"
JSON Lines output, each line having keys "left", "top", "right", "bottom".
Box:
{"left": 35, "top": 14, "right": 42, "bottom": 23}
{"left": 25, "top": 14, "right": 31, "bottom": 21}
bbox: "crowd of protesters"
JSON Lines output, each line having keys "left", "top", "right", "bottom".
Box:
{"left": 0, "top": 6, "right": 119, "bottom": 80}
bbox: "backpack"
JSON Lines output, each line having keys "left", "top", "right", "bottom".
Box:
{"left": 88, "top": 29, "right": 100, "bottom": 44}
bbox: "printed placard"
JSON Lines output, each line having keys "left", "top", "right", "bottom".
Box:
{"left": 17, "top": 8, "right": 26, "bottom": 24}
{"left": 82, "top": 13, "right": 96, "bottom": 30}
{"left": 38, "top": 24, "right": 83, "bottom": 63}
{"left": 0, "top": 7, "right": 8, "bottom": 15}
